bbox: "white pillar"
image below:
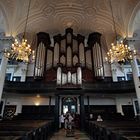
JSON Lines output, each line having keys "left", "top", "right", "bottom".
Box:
{"left": 0, "top": 55, "right": 8, "bottom": 101}
{"left": 115, "top": 98, "right": 124, "bottom": 115}
{"left": 20, "top": 64, "right": 28, "bottom": 82}
{"left": 111, "top": 64, "right": 118, "bottom": 82}
{"left": 131, "top": 56, "right": 140, "bottom": 113}
{"left": 127, "top": 38, "right": 140, "bottom": 114}
{"left": 0, "top": 35, "right": 12, "bottom": 101}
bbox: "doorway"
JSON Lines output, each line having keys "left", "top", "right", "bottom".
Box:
{"left": 62, "top": 97, "right": 77, "bottom": 114}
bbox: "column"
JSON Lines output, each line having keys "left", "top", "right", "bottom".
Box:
{"left": 127, "top": 38, "right": 140, "bottom": 115}
{"left": 0, "top": 55, "right": 8, "bottom": 100}
{"left": 111, "top": 63, "right": 118, "bottom": 82}
{"left": 0, "top": 35, "right": 12, "bottom": 101}
{"left": 79, "top": 94, "right": 85, "bottom": 130}
{"left": 87, "top": 96, "right": 90, "bottom": 119}
{"left": 20, "top": 63, "right": 28, "bottom": 82}
{"left": 115, "top": 97, "right": 124, "bottom": 115}
{"left": 54, "top": 94, "right": 60, "bottom": 131}
{"left": 131, "top": 57, "right": 140, "bottom": 114}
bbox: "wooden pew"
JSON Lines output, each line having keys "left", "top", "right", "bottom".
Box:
{"left": 0, "top": 120, "right": 55, "bottom": 140}
{"left": 85, "top": 120, "right": 140, "bottom": 140}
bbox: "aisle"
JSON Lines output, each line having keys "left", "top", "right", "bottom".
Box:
{"left": 50, "top": 129, "right": 90, "bottom": 140}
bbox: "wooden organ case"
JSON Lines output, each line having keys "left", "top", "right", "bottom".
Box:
{"left": 34, "top": 28, "right": 104, "bottom": 87}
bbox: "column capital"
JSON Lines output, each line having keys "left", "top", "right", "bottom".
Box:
{"left": 0, "top": 32, "right": 13, "bottom": 41}
{"left": 111, "top": 68, "right": 117, "bottom": 72}
{"left": 0, "top": 34, "right": 13, "bottom": 51}
{"left": 123, "top": 37, "right": 136, "bottom": 45}
{"left": 111, "top": 63, "right": 117, "bottom": 71}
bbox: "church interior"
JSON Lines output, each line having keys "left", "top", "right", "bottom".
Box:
{"left": 0, "top": 0, "right": 140, "bottom": 140}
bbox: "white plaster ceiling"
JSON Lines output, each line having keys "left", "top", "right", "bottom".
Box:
{"left": 0, "top": 0, "right": 140, "bottom": 46}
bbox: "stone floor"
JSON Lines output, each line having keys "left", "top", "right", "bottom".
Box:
{"left": 50, "top": 129, "right": 90, "bottom": 140}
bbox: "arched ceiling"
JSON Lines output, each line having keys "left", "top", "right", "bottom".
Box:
{"left": 0, "top": 0, "right": 140, "bottom": 46}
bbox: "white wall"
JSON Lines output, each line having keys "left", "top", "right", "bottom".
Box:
{"left": 6, "top": 63, "right": 27, "bottom": 81}
{"left": 84, "top": 96, "right": 136, "bottom": 116}
{"left": 2, "top": 95, "right": 55, "bottom": 115}
{"left": 26, "top": 63, "right": 34, "bottom": 76}
{"left": 84, "top": 97, "right": 116, "bottom": 105}
{"left": 104, "top": 63, "right": 112, "bottom": 77}
{"left": 6, "top": 62, "right": 35, "bottom": 81}
{"left": 102, "top": 48, "right": 112, "bottom": 77}
{"left": 115, "top": 97, "right": 133, "bottom": 115}
{"left": 2, "top": 95, "right": 136, "bottom": 117}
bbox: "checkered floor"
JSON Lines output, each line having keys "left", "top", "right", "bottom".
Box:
{"left": 50, "top": 129, "right": 90, "bottom": 140}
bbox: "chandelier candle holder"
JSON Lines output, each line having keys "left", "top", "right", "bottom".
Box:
{"left": 4, "top": 0, "right": 35, "bottom": 63}
{"left": 105, "top": 41, "right": 136, "bottom": 64}
{"left": 4, "top": 38, "right": 35, "bottom": 63}
{"left": 105, "top": 0, "right": 136, "bottom": 64}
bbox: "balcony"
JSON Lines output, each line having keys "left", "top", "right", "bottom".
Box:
{"left": 83, "top": 81, "right": 135, "bottom": 94}
{"left": 3, "top": 80, "right": 135, "bottom": 95}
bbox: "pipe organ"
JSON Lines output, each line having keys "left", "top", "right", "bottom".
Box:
{"left": 57, "top": 65, "right": 82, "bottom": 86}
{"left": 87, "top": 33, "right": 104, "bottom": 79}
{"left": 34, "top": 28, "right": 105, "bottom": 85}
{"left": 34, "top": 32, "right": 51, "bottom": 79}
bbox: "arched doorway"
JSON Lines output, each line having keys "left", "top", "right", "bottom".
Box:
{"left": 62, "top": 97, "right": 77, "bottom": 114}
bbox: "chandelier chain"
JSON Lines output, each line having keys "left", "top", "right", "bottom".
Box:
{"left": 3, "top": 0, "right": 35, "bottom": 63}
{"left": 23, "top": 0, "right": 31, "bottom": 39}
{"left": 105, "top": 0, "right": 137, "bottom": 64}
{"left": 109, "top": 0, "right": 117, "bottom": 42}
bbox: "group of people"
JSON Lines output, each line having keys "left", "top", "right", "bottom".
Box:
{"left": 60, "top": 112, "right": 75, "bottom": 130}
{"left": 90, "top": 114, "right": 103, "bottom": 121}
{"left": 60, "top": 112, "right": 103, "bottom": 130}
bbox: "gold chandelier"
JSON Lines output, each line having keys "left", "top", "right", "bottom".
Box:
{"left": 105, "top": 0, "right": 136, "bottom": 64}
{"left": 4, "top": 0, "right": 35, "bottom": 63}
{"left": 105, "top": 41, "right": 136, "bottom": 63}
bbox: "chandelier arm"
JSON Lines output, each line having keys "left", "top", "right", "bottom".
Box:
{"left": 109, "top": 0, "right": 117, "bottom": 42}
{"left": 23, "top": 0, "right": 31, "bottom": 39}
{"left": 4, "top": 0, "right": 35, "bottom": 63}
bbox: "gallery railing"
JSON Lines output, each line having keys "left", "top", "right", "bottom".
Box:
{"left": 3, "top": 80, "right": 135, "bottom": 94}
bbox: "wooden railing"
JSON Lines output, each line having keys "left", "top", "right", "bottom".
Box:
{"left": 3, "top": 80, "right": 135, "bottom": 94}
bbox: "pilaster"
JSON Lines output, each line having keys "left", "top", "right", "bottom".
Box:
{"left": 111, "top": 63, "right": 118, "bottom": 82}
{"left": 126, "top": 38, "right": 140, "bottom": 115}
{"left": 0, "top": 34, "right": 13, "bottom": 101}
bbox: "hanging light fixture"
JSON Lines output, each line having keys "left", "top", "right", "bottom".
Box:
{"left": 105, "top": 0, "right": 136, "bottom": 64}
{"left": 4, "top": 0, "right": 35, "bottom": 63}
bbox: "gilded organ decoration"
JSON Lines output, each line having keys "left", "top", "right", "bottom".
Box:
{"left": 34, "top": 28, "right": 104, "bottom": 83}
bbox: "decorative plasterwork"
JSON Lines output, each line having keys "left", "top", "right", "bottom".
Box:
{"left": 0, "top": 0, "right": 139, "bottom": 49}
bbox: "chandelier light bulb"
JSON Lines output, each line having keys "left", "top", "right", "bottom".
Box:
{"left": 133, "top": 50, "right": 136, "bottom": 54}
{"left": 105, "top": 41, "right": 136, "bottom": 64}
{"left": 4, "top": 37, "right": 35, "bottom": 63}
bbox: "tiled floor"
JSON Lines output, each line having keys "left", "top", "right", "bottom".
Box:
{"left": 50, "top": 129, "right": 90, "bottom": 140}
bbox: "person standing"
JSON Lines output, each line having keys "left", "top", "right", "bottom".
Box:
{"left": 60, "top": 114, "right": 65, "bottom": 128}
{"left": 97, "top": 115, "right": 103, "bottom": 122}
{"left": 68, "top": 114, "right": 74, "bottom": 130}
